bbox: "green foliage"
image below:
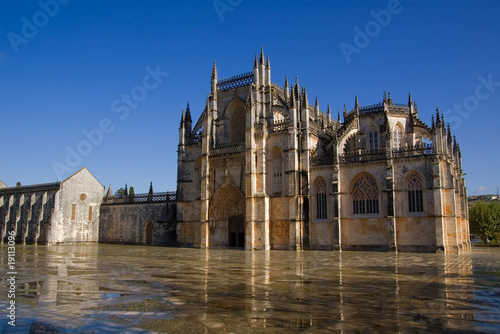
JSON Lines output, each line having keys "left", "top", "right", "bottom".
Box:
{"left": 115, "top": 188, "right": 126, "bottom": 198}
{"left": 129, "top": 186, "right": 135, "bottom": 198}
{"left": 16, "top": 181, "right": 21, "bottom": 187}
{"left": 469, "top": 200, "right": 500, "bottom": 244}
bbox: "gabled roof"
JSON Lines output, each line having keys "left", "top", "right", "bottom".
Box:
{"left": 62, "top": 167, "right": 104, "bottom": 189}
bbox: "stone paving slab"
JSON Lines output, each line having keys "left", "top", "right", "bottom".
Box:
{"left": 1, "top": 244, "right": 500, "bottom": 333}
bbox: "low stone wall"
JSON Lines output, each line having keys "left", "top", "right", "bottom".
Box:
{"left": 99, "top": 202, "right": 177, "bottom": 246}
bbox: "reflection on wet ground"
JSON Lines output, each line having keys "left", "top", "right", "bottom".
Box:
{"left": 1, "top": 244, "right": 499, "bottom": 333}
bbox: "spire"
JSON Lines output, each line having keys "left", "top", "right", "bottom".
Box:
{"left": 259, "top": 46, "right": 264, "bottom": 64}
{"left": 302, "top": 86, "right": 308, "bottom": 107}
{"left": 447, "top": 123, "right": 453, "bottom": 145}
{"left": 266, "top": 55, "right": 270, "bottom": 69}
{"left": 343, "top": 104, "right": 347, "bottom": 118}
{"left": 211, "top": 60, "right": 217, "bottom": 80}
{"left": 148, "top": 181, "right": 153, "bottom": 196}
{"left": 294, "top": 75, "right": 300, "bottom": 98}
{"left": 106, "top": 185, "right": 113, "bottom": 198}
{"left": 388, "top": 91, "right": 393, "bottom": 105}
{"left": 180, "top": 109, "right": 185, "bottom": 128}
{"left": 408, "top": 92, "right": 413, "bottom": 108}
{"left": 355, "top": 95, "right": 359, "bottom": 109}
{"left": 284, "top": 75, "right": 289, "bottom": 102}
{"left": 314, "top": 95, "right": 319, "bottom": 119}
{"left": 147, "top": 181, "right": 153, "bottom": 201}
{"left": 337, "top": 111, "right": 341, "bottom": 123}
{"left": 431, "top": 115, "right": 435, "bottom": 129}
{"left": 327, "top": 104, "right": 332, "bottom": 126}
{"left": 383, "top": 91, "right": 387, "bottom": 103}
{"left": 435, "top": 108, "right": 441, "bottom": 127}
{"left": 253, "top": 54, "right": 258, "bottom": 68}
{"left": 185, "top": 102, "right": 192, "bottom": 123}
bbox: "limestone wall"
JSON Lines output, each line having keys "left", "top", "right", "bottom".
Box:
{"left": 52, "top": 168, "right": 105, "bottom": 244}
{"left": 99, "top": 202, "right": 177, "bottom": 246}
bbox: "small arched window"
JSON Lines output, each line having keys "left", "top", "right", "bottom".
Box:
{"left": 408, "top": 174, "right": 424, "bottom": 212}
{"left": 352, "top": 175, "right": 379, "bottom": 214}
{"left": 316, "top": 179, "right": 327, "bottom": 219}
{"left": 393, "top": 124, "right": 403, "bottom": 149}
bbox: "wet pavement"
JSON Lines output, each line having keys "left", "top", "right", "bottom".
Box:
{"left": 1, "top": 244, "right": 499, "bottom": 333}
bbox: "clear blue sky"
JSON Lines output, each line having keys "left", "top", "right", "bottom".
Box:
{"left": 1, "top": 0, "right": 499, "bottom": 195}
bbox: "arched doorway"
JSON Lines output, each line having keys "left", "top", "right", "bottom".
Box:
{"left": 228, "top": 215, "right": 245, "bottom": 248}
{"left": 145, "top": 222, "right": 153, "bottom": 245}
{"left": 208, "top": 181, "right": 246, "bottom": 248}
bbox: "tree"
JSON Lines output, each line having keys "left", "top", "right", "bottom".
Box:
{"left": 129, "top": 186, "right": 135, "bottom": 201}
{"left": 469, "top": 200, "right": 500, "bottom": 244}
{"left": 115, "top": 188, "right": 126, "bottom": 198}
{"left": 16, "top": 182, "right": 21, "bottom": 187}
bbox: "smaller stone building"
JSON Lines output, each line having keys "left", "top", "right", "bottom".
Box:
{"left": 98, "top": 184, "right": 177, "bottom": 246}
{"left": 0, "top": 167, "right": 104, "bottom": 245}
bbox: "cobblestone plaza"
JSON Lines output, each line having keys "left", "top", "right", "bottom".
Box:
{"left": 1, "top": 245, "right": 499, "bottom": 333}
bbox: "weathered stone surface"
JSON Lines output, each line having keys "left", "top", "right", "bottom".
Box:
{"left": 99, "top": 202, "right": 176, "bottom": 246}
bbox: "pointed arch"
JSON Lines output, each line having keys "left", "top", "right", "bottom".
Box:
{"left": 393, "top": 122, "right": 404, "bottom": 149}
{"left": 144, "top": 221, "right": 153, "bottom": 245}
{"left": 338, "top": 127, "right": 358, "bottom": 154}
{"left": 209, "top": 182, "right": 245, "bottom": 221}
{"left": 351, "top": 173, "right": 380, "bottom": 215}
{"left": 209, "top": 181, "right": 246, "bottom": 247}
{"left": 225, "top": 99, "right": 246, "bottom": 143}
{"left": 404, "top": 171, "right": 425, "bottom": 213}
{"left": 314, "top": 177, "right": 328, "bottom": 220}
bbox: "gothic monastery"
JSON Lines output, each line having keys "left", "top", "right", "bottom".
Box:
{"left": 1, "top": 49, "right": 470, "bottom": 253}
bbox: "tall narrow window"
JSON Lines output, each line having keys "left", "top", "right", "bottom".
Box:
{"left": 393, "top": 124, "right": 403, "bottom": 149}
{"left": 194, "top": 158, "right": 201, "bottom": 198}
{"left": 88, "top": 206, "right": 93, "bottom": 222}
{"left": 352, "top": 176, "right": 379, "bottom": 214}
{"left": 369, "top": 131, "right": 379, "bottom": 151}
{"left": 408, "top": 174, "right": 424, "bottom": 212}
{"left": 316, "top": 180, "right": 327, "bottom": 219}
{"left": 272, "top": 149, "right": 283, "bottom": 196}
{"left": 71, "top": 204, "right": 76, "bottom": 221}
{"left": 229, "top": 101, "right": 246, "bottom": 143}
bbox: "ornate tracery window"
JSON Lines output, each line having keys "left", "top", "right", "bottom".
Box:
{"left": 393, "top": 124, "right": 403, "bottom": 149}
{"left": 316, "top": 179, "right": 327, "bottom": 219}
{"left": 408, "top": 174, "right": 424, "bottom": 212}
{"left": 352, "top": 176, "right": 379, "bottom": 214}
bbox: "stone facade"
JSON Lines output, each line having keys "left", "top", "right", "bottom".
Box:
{"left": 176, "top": 49, "right": 470, "bottom": 253}
{"left": 0, "top": 168, "right": 105, "bottom": 245}
{"left": 1, "top": 50, "right": 470, "bottom": 253}
{"left": 99, "top": 201, "right": 177, "bottom": 246}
